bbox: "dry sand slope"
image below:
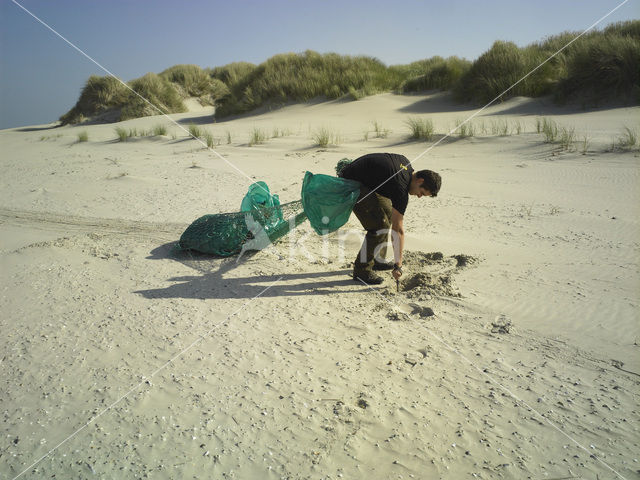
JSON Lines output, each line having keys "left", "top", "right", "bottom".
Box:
{"left": 0, "top": 93, "right": 639, "bottom": 479}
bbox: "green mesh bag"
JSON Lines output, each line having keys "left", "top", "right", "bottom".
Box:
{"left": 177, "top": 170, "right": 360, "bottom": 256}
{"left": 301, "top": 171, "right": 361, "bottom": 235}
{"left": 176, "top": 182, "right": 306, "bottom": 257}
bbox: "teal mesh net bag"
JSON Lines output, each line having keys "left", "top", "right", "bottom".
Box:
{"left": 301, "top": 171, "right": 361, "bottom": 235}
{"left": 176, "top": 168, "right": 361, "bottom": 257}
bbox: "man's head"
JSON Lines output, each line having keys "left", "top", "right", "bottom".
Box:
{"left": 409, "top": 170, "right": 441, "bottom": 198}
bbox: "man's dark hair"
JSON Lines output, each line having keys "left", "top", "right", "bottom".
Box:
{"left": 416, "top": 170, "right": 441, "bottom": 197}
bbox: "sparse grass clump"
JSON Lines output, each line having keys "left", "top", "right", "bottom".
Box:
{"left": 271, "top": 127, "right": 292, "bottom": 138}
{"left": 455, "top": 119, "right": 475, "bottom": 138}
{"left": 539, "top": 117, "right": 576, "bottom": 151}
{"left": 372, "top": 120, "right": 391, "bottom": 138}
{"left": 541, "top": 118, "right": 559, "bottom": 143}
{"left": 559, "top": 126, "right": 576, "bottom": 151}
{"left": 313, "top": 127, "right": 342, "bottom": 147}
{"left": 513, "top": 120, "right": 523, "bottom": 134}
{"left": 489, "top": 119, "right": 510, "bottom": 136}
{"left": 39, "top": 134, "right": 63, "bottom": 141}
{"left": 405, "top": 117, "right": 434, "bottom": 141}
{"left": 612, "top": 126, "right": 639, "bottom": 150}
{"left": 152, "top": 124, "right": 167, "bottom": 136}
{"left": 249, "top": 127, "right": 268, "bottom": 146}
{"left": 188, "top": 124, "right": 202, "bottom": 139}
{"left": 77, "top": 131, "right": 88, "bottom": 142}
{"left": 581, "top": 135, "right": 591, "bottom": 154}
{"left": 203, "top": 131, "right": 216, "bottom": 148}
{"left": 115, "top": 126, "right": 128, "bottom": 142}
{"left": 114, "top": 126, "right": 147, "bottom": 141}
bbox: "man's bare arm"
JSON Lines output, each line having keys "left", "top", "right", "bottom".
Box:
{"left": 391, "top": 208, "right": 404, "bottom": 267}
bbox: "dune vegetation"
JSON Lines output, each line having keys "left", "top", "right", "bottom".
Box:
{"left": 60, "top": 20, "right": 639, "bottom": 124}
{"left": 453, "top": 21, "right": 640, "bottom": 105}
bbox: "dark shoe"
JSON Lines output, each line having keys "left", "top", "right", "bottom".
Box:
{"left": 373, "top": 260, "right": 394, "bottom": 271}
{"left": 353, "top": 271, "right": 384, "bottom": 285}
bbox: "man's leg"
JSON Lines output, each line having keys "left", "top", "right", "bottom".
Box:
{"left": 352, "top": 186, "right": 392, "bottom": 282}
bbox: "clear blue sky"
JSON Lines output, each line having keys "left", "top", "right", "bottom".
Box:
{"left": 0, "top": 0, "right": 637, "bottom": 129}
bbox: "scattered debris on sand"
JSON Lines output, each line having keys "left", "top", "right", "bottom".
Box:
{"left": 491, "top": 314, "right": 512, "bottom": 334}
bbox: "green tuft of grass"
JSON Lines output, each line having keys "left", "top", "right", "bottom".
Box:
{"left": 489, "top": 119, "right": 510, "bottom": 136}
{"left": 513, "top": 120, "right": 523, "bottom": 135}
{"left": 581, "top": 135, "right": 591, "bottom": 155}
{"left": 312, "top": 127, "right": 342, "bottom": 147}
{"left": 372, "top": 120, "right": 391, "bottom": 138}
{"left": 203, "top": 131, "right": 216, "bottom": 148}
{"left": 541, "top": 118, "right": 559, "bottom": 143}
{"left": 226, "top": 131, "right": 232, "bottom": 144}
{"left": 115, "top": 127, "right": 128, "bottom": 142}
{"left": 188, "top": 124, "right": 202, "bottom": 139}
{"left": 152, "top": 124, "right": 167, "bottom": 136}
{"left": 615, "top": 126, "right": 638, "bottom": 149}
{"left": 77, "top": 131, "right": 88, "bottom": 142}
{"left": 249, "top": 127, "right": 268, "bottom": 146}
{"left": 271, "top": 127, "right": 292, "bottom": 138}
{"left": 559, "top": 126, "right": 576, "bottom": 151}
{"left": 539, "top": 118, "right": 577, "bottom": 150}
{"left": 405, "top": 117, "right": 434, "bottom": 141}
{"left": 455, "top": 119, "right": 475, "bottom": 138}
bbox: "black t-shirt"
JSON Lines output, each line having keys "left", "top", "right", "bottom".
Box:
{"left": 340, "top": 153, "right": 414, "bottom": 214}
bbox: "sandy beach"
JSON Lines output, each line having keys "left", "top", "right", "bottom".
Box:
{"left": 1, "top": 92, "right": 639, "bottom": 479}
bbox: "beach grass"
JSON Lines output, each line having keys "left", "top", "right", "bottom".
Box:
{"left": 249, "top": 127, "right": 268, "bottom": 146}
{"left": 372, "top": 120, "right": 391, "bottom": 138}
{"left": 188, "top": 124, "right": 202, "bottom": 139}
{"left": 313, "top": 127, "right": 342, "bottom": 147}
{"left": 581, "top": 135, "right": 591, "bottom": 154}
{"left": 400, "top": 56, "right": 471, "bottom": 93}
{"left": 489, "top": 119, "right": 510, "bottom": 136}
{"left": 60, "top": 20, "right": 638, "bottom": 124}
{"left": 160, "top": 64, "right": 229, "bottom": 106}
{"left": 152, "top": 124, "right": 167, "bottom": 136}
{"left": 559, "top": 126, "right": 576, "bottom": 151}
{"left": 77, "top": 131, "right": 88, "bottom": 143}
{"left": 613, "top": 126, "right": 639, "bottom": 150}
{"left": 405, "top": 117, "right": 434, "bottom": 141}
{"left": 203, "top": 131, "right": 215, "bottom": 148}
{"left": 541, "top": 118, "right": 559, "bottom": 143}
{"left": 120, "top": 73, "right": 186, "bottom": 121}
{"left": 455, "top": 119, "right": 475, "bottom": 138}
{"left": 114, "top": 127, "right": 128, "bottom": 142}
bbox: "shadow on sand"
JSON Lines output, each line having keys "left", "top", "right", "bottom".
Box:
{"left": 135, "top": 242, "right": 364, "bottom": 300}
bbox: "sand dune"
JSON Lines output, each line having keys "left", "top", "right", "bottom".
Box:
{"left": 1, "top": 93, "right": 638, "bottom": 479}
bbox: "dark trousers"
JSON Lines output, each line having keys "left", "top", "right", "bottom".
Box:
{"left": 352, "top": 185, "right": 392, "bottom": 273}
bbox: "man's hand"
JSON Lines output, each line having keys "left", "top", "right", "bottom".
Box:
{"left": 392, "top": 263, "right": 403, "bottom": 281}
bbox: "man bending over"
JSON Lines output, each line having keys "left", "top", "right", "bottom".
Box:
{"left": 339, "top": 152, "right": 441, "bottom": 285}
